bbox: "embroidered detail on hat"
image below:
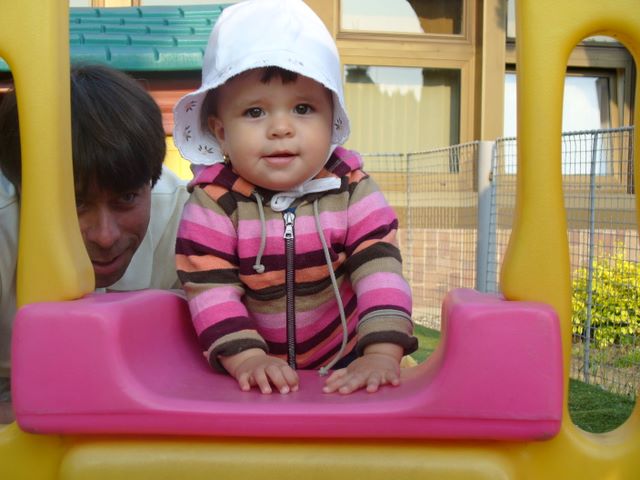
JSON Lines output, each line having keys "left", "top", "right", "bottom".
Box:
{"left": 185, "top": 100, "right": 197, "bottom": 112}
{"left": 184, "top": 125, "right": 192, "bottom": 141}
{"left": 334, "top": 117, "right": 343, "bottom": 131}
{"left": 198, "top": 144, "right": 214, "bottom": 154}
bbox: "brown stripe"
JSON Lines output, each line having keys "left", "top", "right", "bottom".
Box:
{"left": 198, "top": 318, "right": 256, "bottom": 349}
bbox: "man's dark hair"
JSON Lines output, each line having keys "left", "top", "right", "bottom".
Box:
{"left": 0, "top": 63, "right": 165, "bottom": 197}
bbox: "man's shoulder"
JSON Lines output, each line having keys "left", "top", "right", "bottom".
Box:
{"left": 152, "top": 166, "right": 189, "bottom": 196}
{"left": 149, "top": 167, "right": 190, "bottom": 221}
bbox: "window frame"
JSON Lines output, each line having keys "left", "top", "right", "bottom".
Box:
{"left": 339, "top": 0, "right": 472, "bottom": 43}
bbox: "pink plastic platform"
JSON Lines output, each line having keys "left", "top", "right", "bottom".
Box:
{"left": 12, "top": 288, "right": 563, "bottom": 440}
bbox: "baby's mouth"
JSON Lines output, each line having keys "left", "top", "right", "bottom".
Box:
{"left": 263, "top": 151, "right": 296, "bottom": 165}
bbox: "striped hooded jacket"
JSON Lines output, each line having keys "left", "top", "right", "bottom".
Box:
{"left": 176, "top": 146, "right": 417, "bottom": 371}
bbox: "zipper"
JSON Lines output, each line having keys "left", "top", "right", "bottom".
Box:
{"left": 283, "top": 208, "right": 297, "bottom": 369}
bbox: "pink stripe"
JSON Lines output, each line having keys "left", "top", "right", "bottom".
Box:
{"left": 236, "top": 217, "right": 285, "bottom": 239}
{"left": 334, "top": 146, "right": 363, "bottom": 170}
{"left": 348, "top": 191, "right": 390, "bottom": 225}
{"left": 358, "top": 289, "right": 412, "bottom": 315}
{"left": 189, "top": 285, "right": 245, "bottom": 320}
{"left": 236, "top": 211, "right": 348, "bottom": 240}
{"left": 252, "top": 285, "right": 355, "bottom": 331}
{"left": 356, "top": 271, "right": 412, "bottom": 297}
{"left": 260, "top": 314, "right": 358, "bottom": 360}
{"left": 237, "top": 217, "right": 349, "bottom": 256}
{"left": 356, "top": 272, "right": 412, "bottom": 313}
{"left": 287, "top": 211, "right": 348, "bottom": 236}
{"left": 179, "top": 219, "right": 237, "bottom": 255}
{"left": 181, "top": 203, "right": 235, "bottom": 236}
{"left": 347, "top": 210, "right": 397, "bottom": 247}
{"left": 190, "top": 162, "right": 225, "bottom": 186}
{"left": 192, "top": 301, "right": 249, "bottom": 335}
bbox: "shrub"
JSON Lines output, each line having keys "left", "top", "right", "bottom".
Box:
{"left": 572, "top": 243, "right": 640, "bottom": 348}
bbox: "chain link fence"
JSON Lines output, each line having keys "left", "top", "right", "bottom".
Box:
{"left": 365, "top": 143, "right": 480, "bottom": 329}
{"left": 365, "top": 126, "right": 639, "bottom": 397}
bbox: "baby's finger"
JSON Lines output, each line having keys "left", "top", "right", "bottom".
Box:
{"left": 385, "top": 370, "right": 401, "bottom": 386}
{"left": 282, "top": 366, "right": 300, "bottom": 392}
{"left": 237, "top": 372, "right": 252, "bottom": 392}
{"left": 324, "top": 368, "right": 347, "bottom": 385}
{"left": 265, "top": 365, "right": 292, "bottom": 394}
{"left": 253, "top": 369, "right": 273, "bottom": 394}
{"left": 323, "top": 369, "right": 348, "bottom": 393}
{"left": 365, "top": 373, "right": 382, "bottom": 393}
{"left": 335, "top": 372, "right": 366, "bottom": 395}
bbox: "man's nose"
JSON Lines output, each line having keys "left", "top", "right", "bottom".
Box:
{"left": 82, "top": 207, "right": 120, "bottom": 249}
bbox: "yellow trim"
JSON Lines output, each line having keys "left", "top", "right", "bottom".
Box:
{"left": 0, "top": 0, "right": 93, "bottom": 306}
{"left": 164, "top": 137, "right": 192, "bottom": 181}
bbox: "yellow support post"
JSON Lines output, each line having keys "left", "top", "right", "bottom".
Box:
{"left": 0, "top": 0, "right": 93, "bottom": 308}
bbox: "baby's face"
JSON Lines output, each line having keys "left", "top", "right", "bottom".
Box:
{"left": 209, "top": 69, "right": 333, "bottom": 191}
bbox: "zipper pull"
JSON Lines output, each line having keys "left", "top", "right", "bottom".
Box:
{"left": 283, "top": 210, "right": 296, "bottom": 239}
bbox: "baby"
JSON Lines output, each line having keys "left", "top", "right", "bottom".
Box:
{"left": 174, "top": 0, "right": 417, "bottom": 395}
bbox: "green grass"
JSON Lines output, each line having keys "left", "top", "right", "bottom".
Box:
{"left": 410, "top": 324, "right": 636, "bottom": 433}
{"left": 568, "top": 378, "right": 635, "bottom": 433}
{"left": 411, "top": 324, "right": 441, "bottom": 363}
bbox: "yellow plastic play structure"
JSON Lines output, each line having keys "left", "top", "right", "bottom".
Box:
{"left": 1, "top": 0, "right": 640, "bottom": 478}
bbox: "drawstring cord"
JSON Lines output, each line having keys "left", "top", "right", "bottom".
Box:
{"left": 313, "top": 198, "right": 349, "bottom": 376}
{"left": 251, "top": 192, "right": 348, "bottom": 375}
{"left": 252, "top": 191, "right": 266, "bottom": 274}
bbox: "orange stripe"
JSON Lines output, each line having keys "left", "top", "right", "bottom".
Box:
{"left": 352, "top": 231, "right": 398, "bottom": 255}
{"left": 176, "top": 253, "right": 235, "bottom": 272}
{"left": 233, "top": 176, "right": 254, "bottom": 197}
{"left": 240, "top": 269, "right": 285, "bottom": 290}
{"left": 202, "top": 184, "right": 229, "bottom": 202}
{"left": 348, "top": 169, "right": 367, "bottom": 184}
{"left": 295, "top": 253, "right": 346, "bottom": 283}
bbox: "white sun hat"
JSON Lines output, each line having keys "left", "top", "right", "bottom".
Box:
{"left": 172, "top": 0, "right": 351, "bottom": 166}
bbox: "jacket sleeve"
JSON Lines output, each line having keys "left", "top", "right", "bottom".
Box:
{"left": 343, "top": 171, "right": 418, "bottom": 356}
{"left": 176, "top": 186, "right": 268, "bottom": 371}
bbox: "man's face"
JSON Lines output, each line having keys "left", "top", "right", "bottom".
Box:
{"left": 76, "top": 181, "right": 151, "bottom": 288}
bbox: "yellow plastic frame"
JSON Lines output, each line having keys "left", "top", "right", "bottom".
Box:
{"left": 1, "top": 0, "right": 640, "bottom": 478}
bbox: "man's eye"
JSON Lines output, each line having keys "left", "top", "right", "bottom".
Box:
{"left": 294, "top": 104, "right": 312, "bottom": 114}
{"left": 244, "top": 107, "right": 263, "bottom": 118}
{"left": 120, "top": 192, "right": 138, "bottom": 204}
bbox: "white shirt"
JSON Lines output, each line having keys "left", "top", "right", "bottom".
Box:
{"left": 0, "top": 166, "right": 189, "bottom": 376}
{"left": 0, "top": 173, "right": 18, "bottom": 377}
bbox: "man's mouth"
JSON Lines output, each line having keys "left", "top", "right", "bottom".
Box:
{"left": 91, "top": 252, "right": 125, "bottom": 273}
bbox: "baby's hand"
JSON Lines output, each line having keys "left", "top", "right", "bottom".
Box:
{"left": 220, "top": 348, "right": 299, "bottom": 394}
{"left": 323, "top": 343, "right": 403, "bottom": 395}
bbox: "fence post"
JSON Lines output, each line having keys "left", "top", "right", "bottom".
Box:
{"left": 581, "top": 131, "right": 600, "bottom": 384}
{"left": 476, "top": 141, "right": 494, "bottom": 292}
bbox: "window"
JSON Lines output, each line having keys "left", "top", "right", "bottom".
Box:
{"left": 504, "top": 71, "right": 612, "bottom": 138}
{"left": 138, "top": 0, "right": 240, "bottom": 4}
{"left": 503, "top": 71, "right": 622, "bottom": 176}
{"left": 341, "top": 0, "right": 464, "bottom": 36}
{"left": 344, "top": 65, "right": 460, "bottom": 154}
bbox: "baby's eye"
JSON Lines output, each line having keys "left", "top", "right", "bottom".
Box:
{"left": 244, "top": 107, "right": 264, "bottom": 118}
{"left": 294, "top": 104, "right": 313, "bottom": 115}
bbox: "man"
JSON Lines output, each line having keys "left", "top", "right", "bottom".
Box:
{"left": 0, "top": 64, "right": 189, "bottom": 414}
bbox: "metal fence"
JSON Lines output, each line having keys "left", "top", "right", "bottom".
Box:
{"left": 365, "top": 126, "right": 639, "bottom": 397}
